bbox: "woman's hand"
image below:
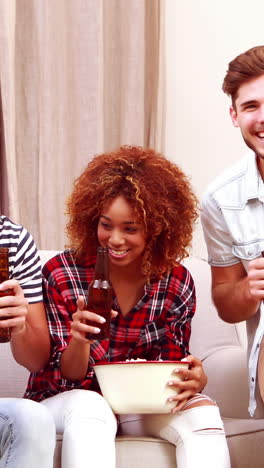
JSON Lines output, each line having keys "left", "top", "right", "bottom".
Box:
{"left": 70, "top": 296, "right": 117, "bottom": 343}
{"left": 167, "top": 355, "right": 208, "bottom": 413}
{"left": 0, "top": 279, "right": 28, "bottom": 336}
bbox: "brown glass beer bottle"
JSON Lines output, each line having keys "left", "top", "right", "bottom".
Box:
{"left": 86, "top": 247, "right": 113, "bottom": 341}
{"left": 0, "top": 247, "right": 14, "bottom": 343}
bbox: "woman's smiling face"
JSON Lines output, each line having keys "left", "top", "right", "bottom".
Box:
{"left": 97, "top": 196, "right": 146, "bottom": 270}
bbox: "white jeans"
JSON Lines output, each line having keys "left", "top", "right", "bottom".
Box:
{"left": 120, "top": 405, "right": 230, "bottom": 468}
{"left": 0, "top": 398, "right": 55, "bottom": 468}
{"left": 41, "top": 390, "right": 230, "bottom": 468}
{"left": 41, "top": 389, "right": 117, "bottom": 468}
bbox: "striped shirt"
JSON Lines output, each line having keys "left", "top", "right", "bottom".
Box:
{"left": 0, "top": 216, "right": 42, "bottom": 303}
{"left": 25, "top": 249, "right": 195, "bottom": 402}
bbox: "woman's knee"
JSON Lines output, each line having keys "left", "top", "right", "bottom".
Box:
{"left": 177, "top": 395, "right": 224, "bottom": 433}
{"left": 157, "top": 405, "right": 225, "bottom": 447}
{"left": 140, "top": 403, "right": 225, "bottom": 447}
{"left": 53, "top": 390, "right": 117, "bottom": 432}
{"left": 181, "top": 394, "right": 216, "bottom": 411}
{"left": 178, "top": 403, "right": 224, "bottom": 433}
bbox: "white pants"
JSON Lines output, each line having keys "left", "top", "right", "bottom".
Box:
{"left": 168, "top": 406, "right": 230, "bottom": 468}
{"left": 120, "top": 397, "right": 231, "bottom": 468}
{"left": 41, "top": 390, "right": 117, "bottom": 468}
{"left": 42, "top": 390, "right": 230, "bottom": 468}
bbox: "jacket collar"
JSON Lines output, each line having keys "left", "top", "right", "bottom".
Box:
{"left": 244, "top": 151, "right": 264, "bottom": 202}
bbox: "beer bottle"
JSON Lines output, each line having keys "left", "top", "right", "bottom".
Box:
{"left": 0, "top": 248, "right": 14, "bottom": 343}
{"left": 86, "top": 246, "right": 113, "bottom": 341}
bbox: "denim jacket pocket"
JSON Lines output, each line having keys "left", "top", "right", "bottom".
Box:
{"left": 232, "top": 241, "right": 264, "bottom": 261}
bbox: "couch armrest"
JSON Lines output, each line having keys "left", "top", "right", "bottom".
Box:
{"left": 203, "top": 346, "right": 249, "bottom": 418}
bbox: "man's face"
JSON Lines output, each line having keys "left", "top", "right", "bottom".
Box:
{"left": 230, "top": 74, "right": 264, "bottom": 170}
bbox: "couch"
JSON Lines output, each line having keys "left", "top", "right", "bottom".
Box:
{"left": 1, "top": 251, "right": 264, "bottom": 467}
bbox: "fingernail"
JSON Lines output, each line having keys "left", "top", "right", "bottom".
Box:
{"left": 168, "top": 380, "right": 174, "bottom": 386}
{"left": 99, "top": 317, "right": 106, "bottom": 323}
{"left": 94, "top": 327, "right": 101, "bottom": 333}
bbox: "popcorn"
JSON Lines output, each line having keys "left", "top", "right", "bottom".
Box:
{"left": 125, "top": 358, "right": 147, "bottom": 362}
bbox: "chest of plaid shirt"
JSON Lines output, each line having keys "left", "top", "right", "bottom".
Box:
{"left": 25, "top": 249, "right": 195, "bottom": 402}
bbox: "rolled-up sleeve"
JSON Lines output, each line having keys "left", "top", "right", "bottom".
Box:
{"left": 24, "top": 254, "right": 91, "bottom": 401}
{"left": 201, "top": 192, "right": 240, "bottom": 267}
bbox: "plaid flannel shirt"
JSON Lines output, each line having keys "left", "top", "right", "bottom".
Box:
{"left": 25, "top": 249, "right": 196, "bottom": 402}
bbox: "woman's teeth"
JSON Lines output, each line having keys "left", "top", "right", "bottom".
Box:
{"left": 110, "top": 249, "right": 127, "bottom": 256}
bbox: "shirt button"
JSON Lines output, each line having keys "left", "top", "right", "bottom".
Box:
{"left": 252, "top": 377, "right": 255, "bottom": 382}
{"left": 248, "top": 250, "right": 253, "bottom": 256}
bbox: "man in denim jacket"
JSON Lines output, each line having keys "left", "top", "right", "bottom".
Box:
{"left": 201, "top": 45, "right": 264, "bottom": 417}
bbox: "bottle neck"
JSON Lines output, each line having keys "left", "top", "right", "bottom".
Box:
{"left": 94, "top": 247, "right": 109, "bottom": 281}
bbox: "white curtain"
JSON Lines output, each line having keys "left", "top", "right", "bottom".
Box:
{"left": 0, "top": 0, "right": 18, "bottom": 218}
{"left": 0, "top": 0, "right": 165, "bottom": 250}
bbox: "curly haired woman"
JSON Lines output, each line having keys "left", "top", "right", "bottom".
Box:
{"left": 25, "top": 146, "right": 230, "bottom": 468}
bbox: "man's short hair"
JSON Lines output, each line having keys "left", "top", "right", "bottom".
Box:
{"left": 222, "top": 45, "right": 264, "bottom": 105}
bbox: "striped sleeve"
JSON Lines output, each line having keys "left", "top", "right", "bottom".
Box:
{"left": 0, "top": 216, "right": 42, "bottom": 303}
{"left": 12, "top": 227, "right": 43, "bottom": 303}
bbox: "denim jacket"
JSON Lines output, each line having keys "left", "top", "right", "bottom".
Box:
{"left": 201, "top": 151, "right": 264, "bottom": 416}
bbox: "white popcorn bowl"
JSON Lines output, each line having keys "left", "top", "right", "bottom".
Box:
{"left": 93, "top": 360, "right": 189, "bottom": 414}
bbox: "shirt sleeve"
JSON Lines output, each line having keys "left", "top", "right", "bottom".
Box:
{"left": 41, "top": 268, "right": 84, "bottom": 393}
{"left": 11, "top": 227, "right": 43, "bottom": 303}
{"left": 159, "top": 267, "right": 195, "bottom": 361}
{"left": 201, "top": 191, "right": 240, "bottom": 267}
{"left": 25, "top": 255, "right": 95, "bottom": 401}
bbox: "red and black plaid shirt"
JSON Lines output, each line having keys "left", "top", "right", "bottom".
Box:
{"left": 25, "top": 249, "right": 196, "bottom": 402}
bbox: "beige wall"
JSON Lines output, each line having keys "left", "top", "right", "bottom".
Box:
{"left": 164, "top": 0, "right": 264, "bottom": 257}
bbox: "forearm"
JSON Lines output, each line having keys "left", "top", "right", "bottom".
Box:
{"left": 11, "top": 321, "right": 50, "bottom": 372}
{"left": 60, "top": 336, "right": 91, "bottom": 380}
{"left": 213, "top": 276, "right": 260, "bottom": 323}
{"left": 6, "top": 300, "right": 51, "bottom": 372}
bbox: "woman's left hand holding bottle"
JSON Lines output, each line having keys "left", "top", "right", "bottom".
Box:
{"left": 62, "top": 296, "right": 118, "bottom": 380}
{"left": 61, "top": 295, "right": 116, "bottom": 380}
{"left": 71, "top": 296, "right": 118, "bottom": 343}
{"left": 71, "top": 296, "right": 106, "bottom": 343}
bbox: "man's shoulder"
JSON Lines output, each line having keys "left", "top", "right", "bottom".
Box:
{"left": 0, "top": 215, "right": 25, "bottom": 247}
{"left": 206, "top": 153, "right": 250, "bottom": 193}
{"left": 202, "top": 153, "right": 252, "bottom": 208}
{"left": 0, "top": 215, "right": 22, "bottom": 231}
